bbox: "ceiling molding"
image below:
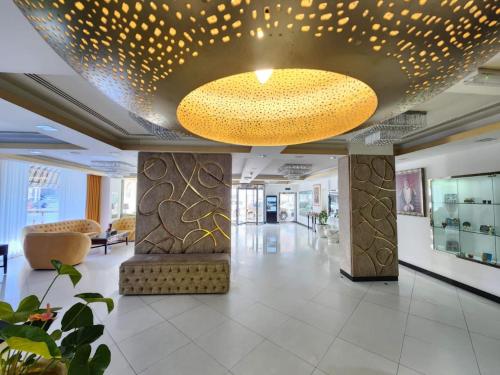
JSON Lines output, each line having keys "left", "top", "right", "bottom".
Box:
{"left": 281, "top": 145, "right": 348, "bottom": 155}
{"left": 0, "top": 143, "right": 83, "bottom": 150}
{"left": 395, "top": 121, "right": 500, "bottom": 155}
{"left": 0, "top": 75, "right": 121, "bottom": 148}
{"left": 400, "top": 101, "right": 500, "bottom": 143}
{"left": 304, "top": 167, "right": 339, "bottom": 181}
{"left": 121, "top": 144, "right": 252, "bottom": 153}
{"left": 0, "top": 153, "right": 105, "bottom": 175}
{"left": 25, "top": 74, "right": 144, "bottom": 137}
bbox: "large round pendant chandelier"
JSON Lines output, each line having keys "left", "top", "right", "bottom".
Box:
{"left": 15, "top": 0, "right": 500, "bottom": 145}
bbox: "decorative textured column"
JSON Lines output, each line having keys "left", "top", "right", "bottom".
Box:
{"left": 339, "top": 155, "right": 398, "bottom": 281}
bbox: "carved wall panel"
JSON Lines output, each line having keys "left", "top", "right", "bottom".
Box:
{"left": 340, "top": 155, "right": 398, "bottom": 278}
{"left": 135, "top": 153, "right": 231, "bottom": 255}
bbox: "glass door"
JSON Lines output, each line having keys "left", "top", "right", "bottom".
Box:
{"left": 236, "top": 186, "right": 265, "bottom": 224}
{"left": 279, "top": 193, "right": 296, "bottom": 222}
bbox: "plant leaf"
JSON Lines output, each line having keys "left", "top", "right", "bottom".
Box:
{"left": 68, "top": 344, "right": 91, "bottom": 375}
{"left": 50, "top": 329, "right": 62, "bottom": 341}
{"left": 74, "top": 293, "right": 114, "bottom": 314}
{"left": 89, "top": 344, "right": 111, "bottom": 375}
{"left": 51, "top": 260, "right": 82, "bottom": 286}
{"left": 17, "top": 296, "right": 40, "bottom": 314}
{"left": 0, "top": 325, "right": 61, "bottom": 359}
{"left": 0, "top": 301, "right": 15, "bottom": 322}
{"left": 61, "top": 325, "right": 104, "bottom": 353}
{"left": 61, "top": 303, "right": 93, "bottom": 332}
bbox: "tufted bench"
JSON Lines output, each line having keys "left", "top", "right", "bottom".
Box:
{"left": 119, "top": 253, "right": 230, "bottom": 295}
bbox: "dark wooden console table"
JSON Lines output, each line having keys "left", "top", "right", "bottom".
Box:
{"left": 91, "top": 231, "right": 129, "bottom": 255}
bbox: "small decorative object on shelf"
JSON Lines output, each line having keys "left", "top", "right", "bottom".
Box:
{"left": 479, "top": 225, "right": 494, "bottom": 234}
{"left": 445, "top": 218, "right": 460, "bottom": 228}
{"left": 446, "top": 240, "right": 460, "bottom": 252}
{"left": 464, "top": 198, "right": 475, "bottom": 204}
{"left": 467, "top": 253, "right": 474, "bottom": 259}
{"left": 488, "top": 200, "right": 492, "bottom": 204}
{"left": 444, "top": 194, "right": 458, "bottom": 204}
{"left": 482, "top": 252, "right": 493, "bottom": 262}
{"left": 462, "top": 221, "right": 472, "bottom": 231}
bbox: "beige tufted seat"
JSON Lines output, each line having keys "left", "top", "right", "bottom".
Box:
{"left": 111, "top": 216, "right": 136, "bottom": 241}
{"left": 119, "top": 253, "right": 230, "bottom": 295}
{"left": 23, "top": 219, "right": 102, "bottom": 269}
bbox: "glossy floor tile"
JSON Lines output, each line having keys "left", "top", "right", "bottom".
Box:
{"left": 2, "top": 223, "right": 499, "bottom": 375}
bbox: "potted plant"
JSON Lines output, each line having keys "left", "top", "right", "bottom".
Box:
{"left": 316, "top": 210, "right": 329, "bottom": 238}
{"left": 0, "top": 260, "right": 114, "bottom": 374}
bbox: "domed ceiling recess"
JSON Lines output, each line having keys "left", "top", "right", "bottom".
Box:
{"left": 16, "top": 1, "right": 499, "bottom": 146}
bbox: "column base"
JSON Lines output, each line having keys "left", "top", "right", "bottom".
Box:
{"left": 340, "top": 268, "right": 398, "bottom": 282}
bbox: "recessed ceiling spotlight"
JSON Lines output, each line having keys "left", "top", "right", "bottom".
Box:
{"left": 29, "top": 151, "right": 42, "bottom": 155}
{"left": 258, "top": 154, "right": 266, "bottom": 158}
{"left": 255, "top": 69, "right": 273, "bottom": 84}
{"left": 36, "top": 125, "right": 57, "bottom": 132}
{"left": 330, "top": 156, "right": 337, "bottom": 159}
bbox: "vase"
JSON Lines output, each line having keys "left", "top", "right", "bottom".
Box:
{"left": 316, "top": 224, "right": 328, "bottom": 238}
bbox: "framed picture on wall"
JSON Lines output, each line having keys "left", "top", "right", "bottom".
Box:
{"left": 313, "top": 184, "right": 321, "bottom": 208}
{"left": 396, "top": 168, "right": 425, "bottom": 216}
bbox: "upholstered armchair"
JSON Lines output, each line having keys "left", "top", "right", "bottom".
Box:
{"left": 22, "top": 219, "right": 102, "bottom": 269}
{"left": 111, "top": 216, "right": 136, "bottom": 241}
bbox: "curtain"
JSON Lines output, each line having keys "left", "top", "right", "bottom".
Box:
{"left": 0, "top": 159, "right": 30, "bottom": 257}
{"left": 58, "top": 168, "right": 87, "bottom": 221}
{"left": 86, "top": 175, "right": 101, "bottom": 222}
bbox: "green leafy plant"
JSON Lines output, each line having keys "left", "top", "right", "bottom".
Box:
{"left": 318, "top": 210, "right": 329, "bottom": 225}
{"left": 0, "top": 260, "right": 114, "bottom": 375}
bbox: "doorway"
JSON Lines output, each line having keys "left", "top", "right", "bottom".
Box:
{"left": 236, "top": 186, "right": 264, "bottom": 224}
{"left": 279, "top": 193, "right": 296, "bottom": 222}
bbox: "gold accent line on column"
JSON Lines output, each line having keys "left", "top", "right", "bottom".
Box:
{"left": 135, "top": 153, "right": 230, "bottom": 254}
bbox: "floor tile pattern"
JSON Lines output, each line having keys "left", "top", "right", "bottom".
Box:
{"left": 2, "top": 223, "right": 499, "bottom": 375}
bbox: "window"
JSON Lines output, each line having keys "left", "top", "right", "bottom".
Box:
{"left": 27, "top": 166, "right": 60, "bottom": 225}
{"left": 122, "top": 178, "right": 137, "bottom": 216}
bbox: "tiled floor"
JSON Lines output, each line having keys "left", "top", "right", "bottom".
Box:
{"left": 2, "top": 223, "right": 500, "bottom": 375}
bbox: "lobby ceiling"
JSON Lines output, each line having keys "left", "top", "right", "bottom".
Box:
{"left": 0, "top": 1, "right": 498, "bottom": 179}
{"left": 12, "top": 0, "right": 500, "bottom": 146}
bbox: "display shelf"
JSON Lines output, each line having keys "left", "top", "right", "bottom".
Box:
{"left": 458, "top": 202, "right": 498, "bottom": 206}
{"left": 456, "top": 254, "right": 500, "bottom": 269}
{"left": 432, "top": 226, "right": 498, "bottom": 236}
{"left": 430, "top": 172, "right": 499, "bottom": 266}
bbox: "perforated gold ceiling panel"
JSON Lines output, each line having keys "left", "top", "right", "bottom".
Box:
{"left": 177, "top": 69, "right": 377, "bottom": 145}
{"left": 15, "top": 0, "right": 500, "bottom": 145}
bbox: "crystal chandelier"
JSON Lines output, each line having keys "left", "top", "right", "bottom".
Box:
{"left": 349, "top": 111, "right": 427, "bottom": 145}
{"left": 278, "top": 164, "right": 312, "bottom": 180}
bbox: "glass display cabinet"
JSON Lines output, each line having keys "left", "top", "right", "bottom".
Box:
{"left": 430, "top": 172, "right": 500, "bottom": 268}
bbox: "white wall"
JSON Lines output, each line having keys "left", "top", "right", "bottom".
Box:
{"left": 100, "top": 177, "right": 122, "bottom": 229}
{"left": 397, "top": 141, "right": 500, "bottom": 296}
{"left": 293, "top": 171, "right": 338, "bottom": 226}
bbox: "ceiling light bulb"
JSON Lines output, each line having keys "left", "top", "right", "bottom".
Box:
{"left": 255, "top": 69, "right": 273, "bottom": 84}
